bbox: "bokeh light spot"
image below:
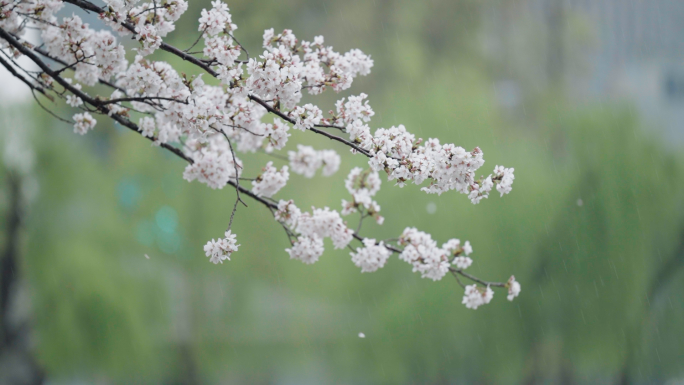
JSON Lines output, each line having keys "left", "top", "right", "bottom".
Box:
{"left": 155, "top": 205, "right": 178, "bottom": 234}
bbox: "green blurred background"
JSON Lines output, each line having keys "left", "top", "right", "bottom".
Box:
{"left": 1, "top": 0, "right": 684, "bottom": 383}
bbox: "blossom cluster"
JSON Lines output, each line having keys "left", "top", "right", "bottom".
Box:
{"left": 288, "top": 145, "right": 340, "bottom": 178}
{"left": 42, "top": 14, "right": 127, "bottom": 85}
{"left": 462, "top": 284, "right": 494, "bottom": 310}
{"left": 261, "top": 28, "right": 373, "bottom": 96}
{"left": 182, "top": 135, "right": 242, "bottom": 189}
{"left": 290, "top": 104, "right": 323, "bottom": 131}
{"left": 398, "top": 228, "right": 453, "bottom": 281}
{"left": 101, "top": 0, "right": 189, "bottom": 56}
{"left": 461, "top": 272, "right": 520, "bottom": 309}
{"left": 252, "top": 161, "right": 289, "bottom": 198}
{"left": 1, "top": 0, "right": 63, "bottom": 48}
{"left": 204, "top": 230, "right": 239, "bottom": 264}
{"left": 275, "top": 200, "right": 354, "bottom": 264}
{"left": 351, "top": 238, "right": 391, "bottom": 273}
{"left": 0, "top": 0, "right": 521, "bottom": 309}
{"left": 329, "top": 93, "right": 375, "bottom": 126}
{"left": 73, "top": 112, "right": 97, "bottom": 135}
{"left": 507, "top": 275, "right": 521, "bottom": 301}
{"left": 320, "top": 94, "right": 517, "bottom": 203}
{"left": 341, "top": 167, "right": 383, "bottom": 224}
{"left": 444, "top": 238, "right": 473, "bottom": 270}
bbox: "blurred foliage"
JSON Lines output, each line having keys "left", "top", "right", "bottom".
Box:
{"left": 1, "top": 0, "right": 683, "bottom": 384}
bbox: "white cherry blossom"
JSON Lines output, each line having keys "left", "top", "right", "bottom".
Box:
{"left": 351, "top": 238, "right": 391, "bottom": 273}
{"left": 204, "top": 230, "right": 239, "bottom": 264}
{"left": 286, "top": 235, "right": 324, "bottom": 264}
{"left": 73, "top": 112, "right": 96, "bottom": 135}
{"left": 462, "top": 285, "right": 494, "bottom": 310}
{"left": 507, "top": 276, "right": 521, "bottom": 301}
{"left": 252, "top": 161, "right": 289, "bottom": 198}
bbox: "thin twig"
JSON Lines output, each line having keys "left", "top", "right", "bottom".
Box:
{"left": 258, "top": 151, "right": 289, "bottom": 161}
{"left": 356, "top": 213, "right": 366, "bottom": 234}
{"left": 228, "top": 32, "right": 249, "bottom": 61}
{"left": 31, "top": 89, "right": 73, "bottom": 123}
{"left": 449, "top": 268, "right": 506, "bottom": 288}
{"left": 450, "top": 270, "right": 466, "bottom": 288}
{"left": 53, "top": 54, "right": 95, "bottom": 76}
{"left": 183, "top": 27, "right": 207, "bottom": 53}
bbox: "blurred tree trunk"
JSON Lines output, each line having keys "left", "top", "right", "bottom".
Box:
{"left": 0, "top": 173, "right": 44, "bottom": 385}
{"left": 0, "top": 174, "right": 20, "bottom": 348}
{"left": 174, "top": 344, "right": 199, "bottom": 385}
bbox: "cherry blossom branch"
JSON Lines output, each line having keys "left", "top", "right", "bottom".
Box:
{"left": 61, "top": 0, "right": 375, "bottom": 156}
{"left": 247, "top": 95, "right": 372, "bottom": 156}
{"left": 33, "top": 46, "right": 127, "bottom": 94}
{"left": 0, "top": 0, "right": 521, "bottom": 310}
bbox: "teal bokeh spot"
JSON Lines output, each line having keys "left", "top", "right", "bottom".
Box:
{"left": 155, "top": 206, "right": 178, "bottom": 234}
